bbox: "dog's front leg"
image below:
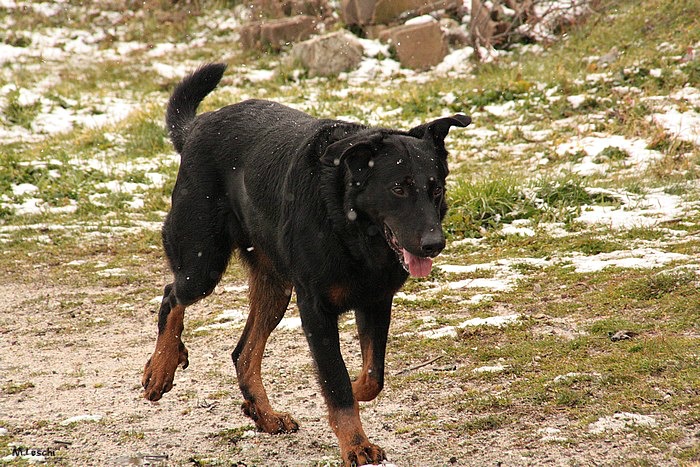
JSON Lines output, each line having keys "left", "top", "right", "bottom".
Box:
{"left": 352, "top": 298, "right": 392, "bottom": 402}
{"left": 142, "top": 284, "right": 189, "bottom": 401}
{"left": 298, "top": 293, "right": 386, "bottom": 466}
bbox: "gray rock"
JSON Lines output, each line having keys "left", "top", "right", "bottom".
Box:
{"left": 383, "top": 20, "right": 448, "bottom": 70}
{"left": 239, "top": 15, "right": 319, "bottom": 51}
{"left": 289, "top": 31, "right": 364, "bottom": 77}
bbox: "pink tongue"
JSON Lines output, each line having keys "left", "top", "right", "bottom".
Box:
{"left": 402, "top": 249, "right": 433, "bottom": 277}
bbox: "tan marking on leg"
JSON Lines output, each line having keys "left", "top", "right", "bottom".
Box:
{"left": 235, "top": 255, "right": 298, "bottom": 433}
{"left": 329, "top": 403, "right": 386, "bottom": 466}
{"left": 142, "top": 304, "right": 188, "bottom": 401}
{"left": 352, "top": 338, "right": 383, "bottom": 402}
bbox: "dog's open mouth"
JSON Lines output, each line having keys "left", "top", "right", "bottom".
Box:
{"left": 384, "top": 224, "right": 433, "bottom": 278}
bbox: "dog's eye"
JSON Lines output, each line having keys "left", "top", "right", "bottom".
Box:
{"left": 391, "top": 186, "right": 407, "bottom": 197}
{"left": 432, "top": 186, "right": 444, "bottom": 198}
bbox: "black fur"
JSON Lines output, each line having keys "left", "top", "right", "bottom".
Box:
{"left": 154, "top": 62, "right": 470, "bottom": 462}
{"left": 166, "top": 63, "right": 226, "bottom": 153}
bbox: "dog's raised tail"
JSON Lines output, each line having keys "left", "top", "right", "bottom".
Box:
{"left": 166, "top": 63, "right": 227, "bottom": 153}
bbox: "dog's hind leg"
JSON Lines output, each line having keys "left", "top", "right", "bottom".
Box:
{"left": 142, "top": 284, "right": 189, "bottom": 401}
{"left": 143, "top": 180, "right": 234, "bottom": 401}
{"left": 232, "top": 254, "right": 298, "bottom": 434}
{"left": 352, "top": 297, "right": 392, "bottom": 402}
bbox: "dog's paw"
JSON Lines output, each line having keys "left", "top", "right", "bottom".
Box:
{"left": 178, "top": 341, "right": 189, "bottom": 369}
{"left": 343, "top": 442, "right": 386, "bottom": 467}
{"left": 242, "top": 401, "right": 299, "bottom": 434}
{"left": 142, "top": 356, "right": 172, "bottom": 401}
{"left": 141, "top": 344, "right": 189, "bottom": 401}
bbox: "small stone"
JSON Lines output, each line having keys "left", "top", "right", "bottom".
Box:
{"left": 288, "top": 31, "right": 364, "bottom": 77}
{"left": 609, "top": 330, "right": 638, "bottom": 342}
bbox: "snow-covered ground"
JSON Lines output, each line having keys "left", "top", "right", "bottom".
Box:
{"left": 3, "top": 0, "right": 699, "bottom": 289}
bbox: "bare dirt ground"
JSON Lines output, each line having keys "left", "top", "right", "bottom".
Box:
{"left": 0, "top": 269, "right": 683, "bottom": 466}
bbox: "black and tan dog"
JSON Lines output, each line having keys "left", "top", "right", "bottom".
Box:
{"left": 142, "top": 63, "right": 470, "bottom": 465}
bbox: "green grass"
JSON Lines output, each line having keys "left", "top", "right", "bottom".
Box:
{"left": 3, "top": 88, "right": 40, "bottom": 129}
{"left": 446, "top": 177, "right": 529, "bottom": 237}
{"left": 2, "top": 381, "right": 34, "bottom": 395}
{"left": 444, "top": 173, "right": 626, "bottom": 238}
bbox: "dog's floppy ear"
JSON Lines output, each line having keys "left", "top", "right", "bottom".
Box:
{"left": 320, "top": 132, "right": 383, "bottom": 179}
{"left": 408, "top": 114, "right": 471, "bottom": 143}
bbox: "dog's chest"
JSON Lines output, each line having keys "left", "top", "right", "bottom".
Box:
{"left": 322, "top": 266, "right": 406, "bottom": 310}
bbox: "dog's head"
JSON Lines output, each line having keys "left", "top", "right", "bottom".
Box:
{"left": 321, "top": 114, "right": 471, "bottom": 277}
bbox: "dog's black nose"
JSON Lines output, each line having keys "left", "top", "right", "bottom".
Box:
{"left": 420, "top": 231, "right": 445, "bottom": 258}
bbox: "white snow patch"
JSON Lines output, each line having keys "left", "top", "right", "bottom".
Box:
{"left": 357, "top": 38, "right": 389, "bottom": 58}
{"left": 671, "top": 86, "right": 700, "bottom": 106}
{"left": 652, "top": 108, "right": 700, "bottom": 146}
{"left": 552, "top": 372, "right": 601, "bottom": 383}
{"left": 31, "top": 1, "right": 65, "bottom": 17}
{"left": 566, "top": 94, "right": 587, "bottom": 108}
{"left": 438, "top": 263, "right": 489, "bottom": 274}
{"left": 441, "top": 91, "right": 457, "bottom": 105}
{"left": 3, "top": 197, "right": 76, "bottom": 216}
{"left": 418, "top": 326, "right": 458, "bottom": 339}
{"left": 469, "top": 293, "right": 494, "bottom": 304}
{"left": 194, "top": 321, "right": 238, "bottom": 332}
{"left": 152, "top": 62, "right": 189, "bottom": 79}
{"left": 522, "top": 0, "right": 591, "bottom": 41}
{"left": 484, "top": 101, "right": 516, "bottom": 117}
{"left": 245, "top": 69, "right": 275, "bottom": 83}
{"left": 556, "top": 134, "right": 664, "bottom": 175}
{"left": 588, "top": 412, "right": 658, "bottom": 434}
{"left": 412, "top": 314, "right": 521, "bottom": 340}
{"left": 473, "top": 364, "right": 506, "bottom": 373}
{"left": 460, "top": 314, "right": 521, "bottom": 328}
{"left": 96, "top": 268, "right": 126, "bottom": 277}
{"left": 1, "top": 452, "right": 47, "bottom": 463}
{"left": 277, "top": 316, "right": 302, "bottom": 331}
{"left": 10, "top": 94, "right": 141, "bottom": 141}
{"left": 435, "top": 47, "right": 474, "bottom": 75}
{"left": 447, "top": 277, "right": 513, "bottom": 291}
{"left": 395, "top": 292, "right": 418, "bottom": 301}
{"left": 345, "top": 57, "right": 402, "bottom": 85}
{"left": 576, "top": 188, "right": 684, "bottom": 229}
{"left": 223, "top": 284, "right": 249, "bottom": 294}
{"left": 60, "top": 414, "right": 103, "bottom": 426}
{"left": 466, "top": 126, "right": 499, "bottom": 143}
{"left": 95, "top": 180, "right": 149, "bottom": 194}
{"left": 538, "top": 426, "right": 567, "bottom": 442}
{"left": 405, "top": 15, "right": 435, "bottom": 26}
{"left": 129, "top": 195, "right": 145, "bottom": 209}
{"left": 0, "top": 43, "right": 27, "bottom": 63}
{"left": 539, "top": 222, "right": 570, "bottom": 238}
{"left": 194, "top": 308, "right": 248, "bottom": 332}
{"left": 439, "top": 257, "right": 552, "bottom": 293}
{"left": 501, "top": 224, "right": 535, "bottom": 237}
{"left": 216, "top": 309, "right": 248, "bottom": 322}
{"left": 215, "top": 16, "right": 241, "bottom": 31}
{"left": 11, "top": 183, "right": 38, "bottom": 196}
{"left": 144, "top": 172, "right": 167, "bottom": 186}
{"left": 569, "top": 248, "right": 688, "bottom": 273}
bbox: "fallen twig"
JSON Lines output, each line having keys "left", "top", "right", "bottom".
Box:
{"left": 396, "top": 355, "right": 444, "bottom": 375}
